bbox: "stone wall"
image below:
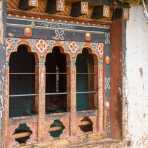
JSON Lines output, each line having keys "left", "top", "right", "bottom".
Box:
{"left": 123, "top": 5, "right": 148, "bottom": 148}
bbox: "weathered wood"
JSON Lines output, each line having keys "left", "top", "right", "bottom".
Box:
{"left": 110, "top": 20, "right": 123, "bottom": 139}
{"left": 49, "top": 126, "right": 62, "bottom": 132}
{"left": 7, "top": 9, "right": 112, "bottom": 25}
{"left": 79, "top": 121, "right": 91, "bottom": 126}
{"left": 13, "top": 132, "right": 32, "bottom": 139}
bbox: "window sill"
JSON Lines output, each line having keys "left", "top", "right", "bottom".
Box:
{"left": 9, "top": 115, "right": 37, "bottom": 121}
{"left": 46, "top": 112, "right": 69, "bottom": 118}
{"left": 77, "top": 110, "right": 97, "bottom": 116}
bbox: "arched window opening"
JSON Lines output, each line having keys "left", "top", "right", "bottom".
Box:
{"left": 9, "top": 45, "right": 37, "bottom": 118}
{"left": 45, "top": 47, "right": 68, "bottom": 114}
{"left": 76, "top": 49, "right": 96, "bottom": 111}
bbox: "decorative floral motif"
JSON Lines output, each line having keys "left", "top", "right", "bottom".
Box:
{"left": 6, "top": 38, "right": 103, "bottom": 61}
{"left": 97, "top": 43, "right": 104, "bottom": 58}
{"left": 103, "top": 5, "right": 110, "bottom": 18}
{"left": 68, "top": 41, "right": 79, "bottom": 54}
{"left": 56, "top": 0, "right": 65, "bottom": 12}
{"left": 29, "top": 0, "right": 38, "bottom": 7}
{"left": 48, "top": 40, "right": 56, "bottom": 50}
{"left": 81, "top": 1, "right": 88, "bottom": 15}
{"left": 36, "top": 39, "right": 48, "bottom": 53}
{"left": 53, "top": 29, "right": 65, "bottom": 40}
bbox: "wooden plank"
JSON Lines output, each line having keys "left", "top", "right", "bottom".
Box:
{"left": 13, "top": 132, "right": 31, "bottom": 139}
{"left": 49, "top": 126, "right": 62, "bottom": 132}
{"left": 79, "top": 121, "right": 91, "bottom": 126}
{"left": 110, "top": 20, "right": 124, "bottom": 139}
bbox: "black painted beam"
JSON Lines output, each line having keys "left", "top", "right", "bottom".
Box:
{"left": 46, "top": 0, "right": 65, "bottom": 14}
{"left": 70, "top": 1, "right": 88, "bottom": 17}
{"left": 46, "top": 0, "right": 57, "bottom": 14}
{"left": 92, "top": 5, "right": 111, "bottom": 19}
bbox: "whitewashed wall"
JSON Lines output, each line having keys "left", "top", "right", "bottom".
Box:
{"left": 125, "top": 5, "right": 148, "bottom": 148}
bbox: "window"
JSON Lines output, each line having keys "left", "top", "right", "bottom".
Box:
{"left": 45, "top": 47, "right": 68, "bottom": 114}
{"left": 9, "top": 45, "right": 37, "bottom": 118}
{"left": 76, "top": 48, "right": 97, "bottom": 111}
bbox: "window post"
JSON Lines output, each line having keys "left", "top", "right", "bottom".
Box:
{"left": 97, "top": 61, "right": 104, "bottom": 134}
{"left": 37, "top": 59, "right": 46, "bottom": 142}
{"left": 69, "top": 58, "right": 77, "bottom": 136}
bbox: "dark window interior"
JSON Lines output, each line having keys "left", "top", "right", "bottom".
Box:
{"left": 9, "top": 45, "right": 36, "bottom": 118}
{"left": 76, "top": 49, "right": 95, "bottom": 111}
{"left": 79, "top": 117, "right": 93, "bottom": 133}
{"left": 46, "top": 47, "right": 67, "bottom": 114}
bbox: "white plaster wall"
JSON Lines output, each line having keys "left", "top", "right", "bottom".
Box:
{"left": 125, "top": 5, "right": 148, "bottom": 148}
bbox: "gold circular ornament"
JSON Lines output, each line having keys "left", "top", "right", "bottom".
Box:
{"left": 24, "top": 27, "right": 32, "bottom": 37}
{"left": 105, "top": 101, "right": 110, "bottom": 108}
{"left": 85, "top": 32, "right": 91, "bottom": 41}
{"left": 8, "top": 32, "right": 14, "bottom": 37}
{"left": 105, "top": 56, "right": 111, "bottom": 64}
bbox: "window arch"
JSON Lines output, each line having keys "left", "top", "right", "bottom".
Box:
{"left": 45, "top": 47, "right": 68, "bottom": 114}
{"left": 9, "top": 45, "right": 37, "bottom": 118}
{"left": 76, "top": 48, "right": 97, "bottom": 111}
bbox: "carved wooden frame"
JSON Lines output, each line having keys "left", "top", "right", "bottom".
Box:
{"left": 3, "top": 37, "right": 104, "bottom": 147}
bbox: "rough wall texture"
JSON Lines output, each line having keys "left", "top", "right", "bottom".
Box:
{"left": 123, "top": 5, "right": 148, "bottom": 148}
{"left": 0, "top": 1, "right": 4, "bottom": 147}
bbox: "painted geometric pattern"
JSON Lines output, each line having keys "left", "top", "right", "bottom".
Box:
{"left": 6, "top": 38, "right": 104, "bottom": 59}
{"left": 56, "top": 0, "right": 65, "bottom": 12}
{"left": 29, "top": 0, "right": 38, "bottom": 7}
{"left": 105, "top": 77, "right": 110, "bottom": 90}
{"left": 105, "top": 32, "right": 110, "bottom": 45}
{"left": 104, "top": 33, "right": 111, "bottom": 137}
{"left": 81, "top": 1, "right": 88, "bottom": 15}
{"left": 105, "top": 107, "right": 112, "bottom": 137}
{"left": 92, "top": 42, "right": 104, "bottom": 58}
{"left": 36, "top": 39, "right": 48, "bottom": 53}
{"left": 53, "top": 29, "right": 65, "bottom": 40}
{"left": 103, "top": 5, "right": 110, "bottom": 18}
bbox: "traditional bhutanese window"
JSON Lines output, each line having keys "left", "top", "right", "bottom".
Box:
{"left": 9, "top": 45, "right": 37, "bottom": 118}
{"left": 45, "top": 47, "right": 68, "bottom": 114}
{"left": 76, "top": 49, "right": 96, "bottom": 111}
